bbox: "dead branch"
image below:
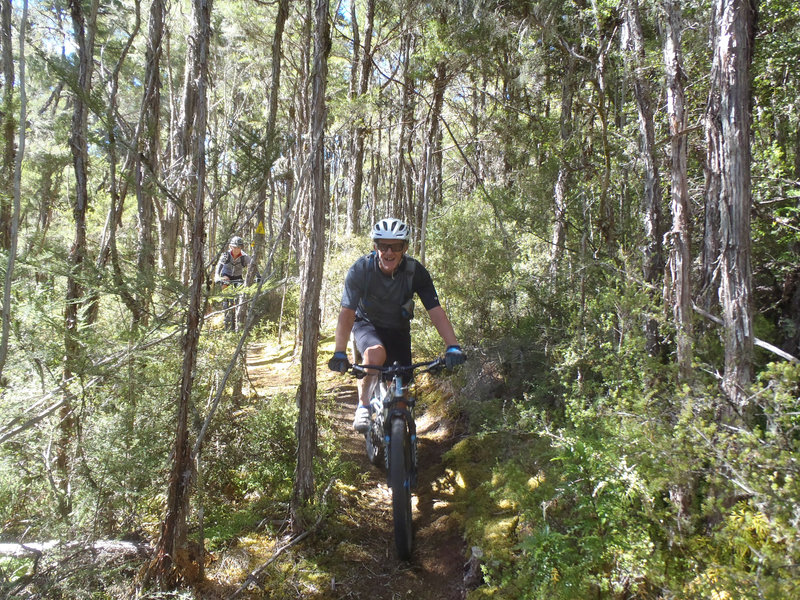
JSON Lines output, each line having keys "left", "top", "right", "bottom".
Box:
{"left": 693, "top": 304, "right": 799, "bottom": 363}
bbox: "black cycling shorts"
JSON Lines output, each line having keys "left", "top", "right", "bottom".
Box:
{"left": 352, "top": 319, "right": 412, "bottom": 368}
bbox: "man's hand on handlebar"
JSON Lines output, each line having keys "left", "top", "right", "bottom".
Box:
{"left": 328, "top": 351, "right": 350, "bottom": 373}
{"left": 445, "top": 345, "right": 466, "bottom": 370}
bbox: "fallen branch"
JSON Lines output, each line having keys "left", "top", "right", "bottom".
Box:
{"left": 693, "top": 304, "right": 799, "bottom": 363}
{"left": 0, "top": 539, "right": 151, "bottom": 559}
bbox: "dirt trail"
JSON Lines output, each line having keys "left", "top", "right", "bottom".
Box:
{"left": 244, "top": 341, "right": 467, "bottom": 600}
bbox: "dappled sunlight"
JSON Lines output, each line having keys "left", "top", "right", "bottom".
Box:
{"left": 206, "top": 535, "right": 279, "bottom": 587}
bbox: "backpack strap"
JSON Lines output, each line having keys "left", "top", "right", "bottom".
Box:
{"left": 362, "top": 251, "right": 376, "bottom": 307}
{"left": 404, "top": 257, "right": 415, "bottom": 299}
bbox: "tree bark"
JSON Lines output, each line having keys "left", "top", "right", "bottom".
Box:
{"left": 0, "top": 0, "right": 26, "bottom": 384}
{"left": 135, "top": 0, "right": 166, "bottom": 325}
{"left": 393, "top": 32, "right": 415, "bottom": 224}
{"left": 418, "top": 61, "right": 446, "bottom": 264}
{"left": 708, "top": 0, "right": 757, "bottom": 409}
{"left": 623, "top": 0, "right": 663, "bottom": 356}
{"left": 347, "top": 0, "right": 375, "bottom": 236}
{"left": 89, "top": 0, "right": 142, "bottom": 326}
{"left": 292, "top": 0, "right": 330, "bottom": 532}
{"left": 60, "top": 0, "right": 99, "bottom": 520}
{"left": 0, "top": 0, "right": 14, "bottom": 250}
{"left": 549, "top": 58, "right": 575, "bottom": 283}
{"left": 293, "top": 0, "right": 313, "bottom": 352}
{"left": 147, "top": 0, "right": 211, "bottom": 588}
{"left": 662, "top": 0, "right": 693, "bottom": 380}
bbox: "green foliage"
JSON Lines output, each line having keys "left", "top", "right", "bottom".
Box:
{"left": 448, "top": 271, "right": 800, "bottom": 599}
{"left": 425, "top": 192, "right": 520, "bottom": 341}
{"left": 201, "top": 392, "right": 297, "bottom": 521}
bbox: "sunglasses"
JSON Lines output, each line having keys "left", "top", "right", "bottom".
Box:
{"left": 376, "top": 242, "right": 406, "bottom": 253}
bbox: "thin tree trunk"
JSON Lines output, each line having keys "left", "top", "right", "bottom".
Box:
{"left": 347, "top": 0, "right": 375, "bottom": 236}
{"left": 662, "top": 0, "right": 693, "bottom": 380}
{"left": 394, "top": 32, "right": 414, "bottom": 222}
{"left": 267, "top": 0, "right": 289, "bottom": 153}
{"left": 293, "top": 0, "right": 313, "bottom": 353}
{"left": 418, "top": 61, "right": 446, "bottom": 264}
{"left": 623, "top": 0, "right": 663, "bottom": 356}
{"left": 590, "top": 0, "right": 615, "bottom": 248}
{"left": 710, "top": 0, "right": 757, "bottom": 409}
{"left": 0, "top": 0, "right": 26, "bottom": 384}
{"left": 60, "top": 0, "right": 98, "bottom": 520}
{"left": 550, "top": 58, "right": 575, "bottom": 283}
{"left": 252, "top": 0, "right": 289, "bottom": 282}
{"left": 88, "top": 0, "right": 142, "bottom": 326}
{"left": 146, "top": 0, "right": 211, "bottom": 588}
{"left": 0, "top": 0, "right": 14, "bottom": 250}
{"left": 135, "top": 0, "right": 166, "bottom": 325}
{"left": 292, "top": 0, "right": 330, "bottom": 532}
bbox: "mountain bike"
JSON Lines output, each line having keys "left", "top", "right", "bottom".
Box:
{"left": 218, "top": 278, "right": 244, "bottom": 331}
{"left": 349, "top": 357, "right": 445, "bottom": 560}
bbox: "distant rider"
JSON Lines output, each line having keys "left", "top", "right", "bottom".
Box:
{"left": 327, "top": 218, "right": 466, "bottom": 432}
{"left": 215, "top": 236, "right": 260, "bottom": 331}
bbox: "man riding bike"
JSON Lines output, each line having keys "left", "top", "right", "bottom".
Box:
{"left": 328, "top": 218, "right": 466, "bottom": 432}
{"left": 215, "top": 236, "right": 260, "bottom": 332}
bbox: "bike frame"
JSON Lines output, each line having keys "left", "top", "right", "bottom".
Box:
{"left": 349, "top": 358, "right": 445, "bottom": 559}
{"left": 353, "top": 358, "right": 444, "bottom": 468}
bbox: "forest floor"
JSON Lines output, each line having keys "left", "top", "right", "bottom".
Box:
{"left": 201, "top": 339, "right": 468, "bottom": 600}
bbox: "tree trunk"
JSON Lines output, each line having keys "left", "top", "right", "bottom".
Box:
{"left": 88, "top": 1, "right": 142, "bottom": 326}
{"left": 60, "top": 0, "right": 98, "bottom": 520}
{"left": 549, "top": 58, "right": 575, "bottom": 283}
{"left": 662, "top": 0, "right": 693, "bottom": 380}
{"left": 393, "top": 32, "right": 415, "bottom": 224}
{"left": 250, "top": 0, "right": 288, "bottom": 282}
{"left": 590, "top": 0, "right": 615, "bottom": 249}
{"left": 623, "top": 0, "right": 663, "bottom": 356}
{"left": 147, "top": 0, "right": 211, "bottom": 588}
{"left": 135, "top": 0, "right": 166, "bottom": 325}
{"left": 292, "top": 0, "right": 330, "bottom": 532}
{"left": 418, "top": 61, "right": 446, "bottom": 264}
{"left": 709, "top": 0, "right": 757, "bottom": 409}
{"left": 0, "top": 0, "right": 26, "bottom": 384}
{"left": 267, "top": 0, "right": 288, "bottom": 155}
{"left": 0, "top": 0, "right": 14, "bottom": 250}
{"left": 347, "top": 0, "right": 375, "bottom": 236}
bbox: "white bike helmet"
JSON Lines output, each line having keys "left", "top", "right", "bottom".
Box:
{"left": 372, "top": 218, "right": 410, "bottom": 241}
{"left": 230, "top": 236, "right": 245, "bottom": 248}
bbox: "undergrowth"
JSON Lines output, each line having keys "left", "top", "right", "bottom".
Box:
{"left": 444, "top": 279, "right": 800, "bottom": 600}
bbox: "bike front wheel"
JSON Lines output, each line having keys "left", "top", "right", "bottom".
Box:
{"left": 365, "top": 419, "right": 384, "bottom": 466}
{"left": 389, "top": 416, "right": 413, "bottom": 560}
{"left": 223, "top": 298, "right": 235, "bottom": 331}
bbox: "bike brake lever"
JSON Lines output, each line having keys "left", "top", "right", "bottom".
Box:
{"left": 427, "top": 361, "right": 445, "bottom": 375}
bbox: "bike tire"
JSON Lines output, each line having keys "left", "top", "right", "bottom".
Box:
{"left": 364, "top": 383, "right": 385, "bottom": 467}
{"left": 390, "top": 416, "right": 413, "bottom": 560}
{"left": 223, "top": 298, "right": 234, "bottom": 331}
{"left": 365, "top": 421, "right": 384, "bottom": 466}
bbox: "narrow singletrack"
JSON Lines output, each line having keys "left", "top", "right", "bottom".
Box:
{"left": 244, "top": 341, "right": 467, "bottom": 600}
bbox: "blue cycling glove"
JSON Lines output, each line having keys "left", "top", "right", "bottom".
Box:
{"left": 445, "top": 345, "right": 466, "bottom": 370}
{"left": 328, "top": 351, "right": 350, "bottom": 373}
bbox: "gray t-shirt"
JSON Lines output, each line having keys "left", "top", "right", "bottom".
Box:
{"left": 216, "top": 250, "right": 256, "bottom": 281}
{"left": 341, "top": 254, "right": 441, "bottom": 330}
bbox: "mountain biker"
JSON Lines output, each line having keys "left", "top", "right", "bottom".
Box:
{"left": 327, "top": 217, "right": 466, "bottom": 432}
{"left": 215, "top": 236, "right": 260, "bottom": 331}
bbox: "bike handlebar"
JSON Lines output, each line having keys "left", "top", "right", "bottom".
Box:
{"left": 349, "top": 357, "right": 445, "bottom": 379}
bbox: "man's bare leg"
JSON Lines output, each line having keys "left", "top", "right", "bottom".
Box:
{"left": 354, "top": 344, "right": 386, "bottom": 431}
